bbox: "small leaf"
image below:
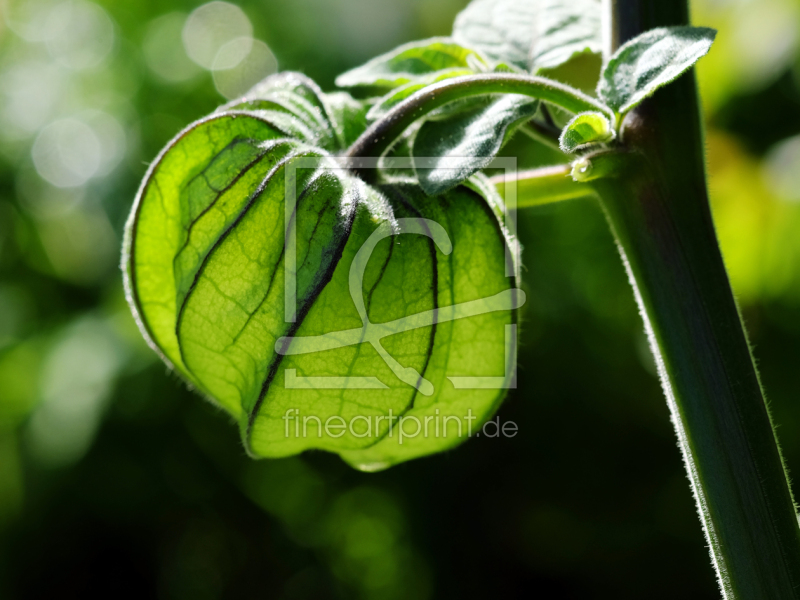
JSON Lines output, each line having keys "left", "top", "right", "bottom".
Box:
{"left": 597, "top": 26, "right": 717, "bottom": 114}
{"left": 452, "top": 0, "right": 602, "bottom": 73}
{"left": 559, "top": 111, "right": 614, "bottom": 153}
{"left": 335, "top": 38, "right": 489, "bottom": 89}
{"left": 493, "top": 62, "right": 523, "bottom": 74}
{"left": 413, "top": 95, "right": 540, "bottom": 196}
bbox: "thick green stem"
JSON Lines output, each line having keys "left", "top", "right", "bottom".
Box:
{"left": 346, "top": 73, "right": 610, "bottom": 174}
{"left": 596, "top": 1, "right": 800, "bottom": 597}
{"left": 490, "top": 165, "right": 593, "bottom": 208}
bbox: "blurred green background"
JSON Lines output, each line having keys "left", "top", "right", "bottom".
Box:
{"left": 1, "top": 0, "right": 799, "bottom": 598}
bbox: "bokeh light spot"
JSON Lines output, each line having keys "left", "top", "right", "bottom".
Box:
{"left": 764, "top": 134, "right": 800, "bottom": 203}
{"left": 25, "top": 317, "right": 126, "bottom": 468}
{"left": 213, "top": 39, "right": 277, "bottom": 99}
{"left": 45, "top": 1, "right": 115, "bottom": 70}
{"left": 0, "top": 61, "right": 66, "bottom": 139}
{"left": 211, "top": 36, "right": 253, "bottom": 71}
{"left": 142, "top": 12, "right": 202, "bottom": 83}
{"left": 182, "top": 2, "right": 253, "bottom": 70}
{"left": 32, "top": 118, "right": 101, "bottom": 187}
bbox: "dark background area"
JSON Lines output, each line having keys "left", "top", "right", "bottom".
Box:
{"left": 1, "top": 0, "right": 800, "bottom": 598}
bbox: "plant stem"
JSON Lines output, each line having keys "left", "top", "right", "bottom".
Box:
{"left": 346, "top": 73, "right": 610, "bottom": 173}
{"left": 519, "top": 122, "right": 564, "bottom": 153}
{"left": 594, "top": 1, "right": 800, "bottom": 597}
{"left": 490, "top": 165, "right": 593, "bottom": 208}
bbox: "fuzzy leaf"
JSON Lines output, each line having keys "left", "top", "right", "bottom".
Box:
{"left": 559, "top": 111, "right": 614, "bottom": 153}
{"left": 598, "top": 26, "right": 717, "bottom": 114}
{"left": 323, "top": 91, "right": 371, "bottom": 149}
{"left": 530, "top": 0, "right": 602, "bottom": 71}
{"left": 219, "top": 72, "right": 340, "bottom": 151}
{"left": 123, "top": 72, "right": 522, "bottom": 471}
{"left": 412, "top": 95, "right": 540, "bottom": 196}
{"left": 335, "top": 38, "right": 489, "bottom": 89}
{"left": 452, "top": 0, "right": 601, "bottom": 73}
{"left": 452, "top": 0, "right": 537, "bottom": 70}
{"left": 367, "top": 71, "right": 475, "bottom": 120}
{"left": 365, "top": 62, "right": 523, "bottom": 121}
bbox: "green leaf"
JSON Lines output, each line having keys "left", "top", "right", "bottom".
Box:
{"left": 220, "top": 71, "right": 373, "bottom": 152}
{"left": 335, "top": 38, "right": 489, "bottom": 89}
{"left": 452, "top": 0, "right": 601, "bottom": 73}
{"left": 412, "top": 94, "right": 540, "bottom": 196}
{"left": 558, "top": 111, "right": 614, "bottom": 153}
{"left": 220, "top": 72, "right": 336, "bottom": 148}
{"left": 597, "top": 26, "right": 717, "bottom": 114}
{"left": 123, "top": 72, "right": 522, "bottom": 471}
{"left": 452, "top": 0, "right": 536, "bottom": 71}
{"left": 530, "top": 0, "right": 602, "bottom": 71}
{"left": 367, "top": 71, "right": 479, "bottom": 120}
{"left": 338, "top": 181, "right": 519, "bottom": 470}
{"left": 323, "top": 91, "right": 371, "bottom": 149}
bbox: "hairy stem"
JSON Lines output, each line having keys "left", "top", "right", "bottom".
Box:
{"left": 596, "top": 1, "right": 800, "bottom": 597}
{"left": 490, "top": 165, "right": 592, "bottom": 207}
{"left": 346, "top": 73, "right": 610, "bottom": 176}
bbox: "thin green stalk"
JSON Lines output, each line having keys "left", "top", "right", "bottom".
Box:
{"left": 519, "top": 121, "right": 564, "bottom": 153}
{"left": 490, "top": 165, "right": 593, "bottom": 208}
{"left": 594, "top": 1, "right": 800, "bottom": 597}
{"left": 346, "top": 73, "right": 610, "bottom": 170}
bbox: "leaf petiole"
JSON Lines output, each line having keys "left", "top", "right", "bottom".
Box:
{"left": 490, "top": 164, "right": 593, "bottom": 208}
{"left": 518, "top": 121, "right": 564, "bottom": 153}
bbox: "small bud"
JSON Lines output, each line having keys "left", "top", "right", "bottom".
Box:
{"left": 571, "top": 157, "right": 593, "bottom": 181}
{"left": 559, "top": 111, "right": 615, "bottom": 154}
